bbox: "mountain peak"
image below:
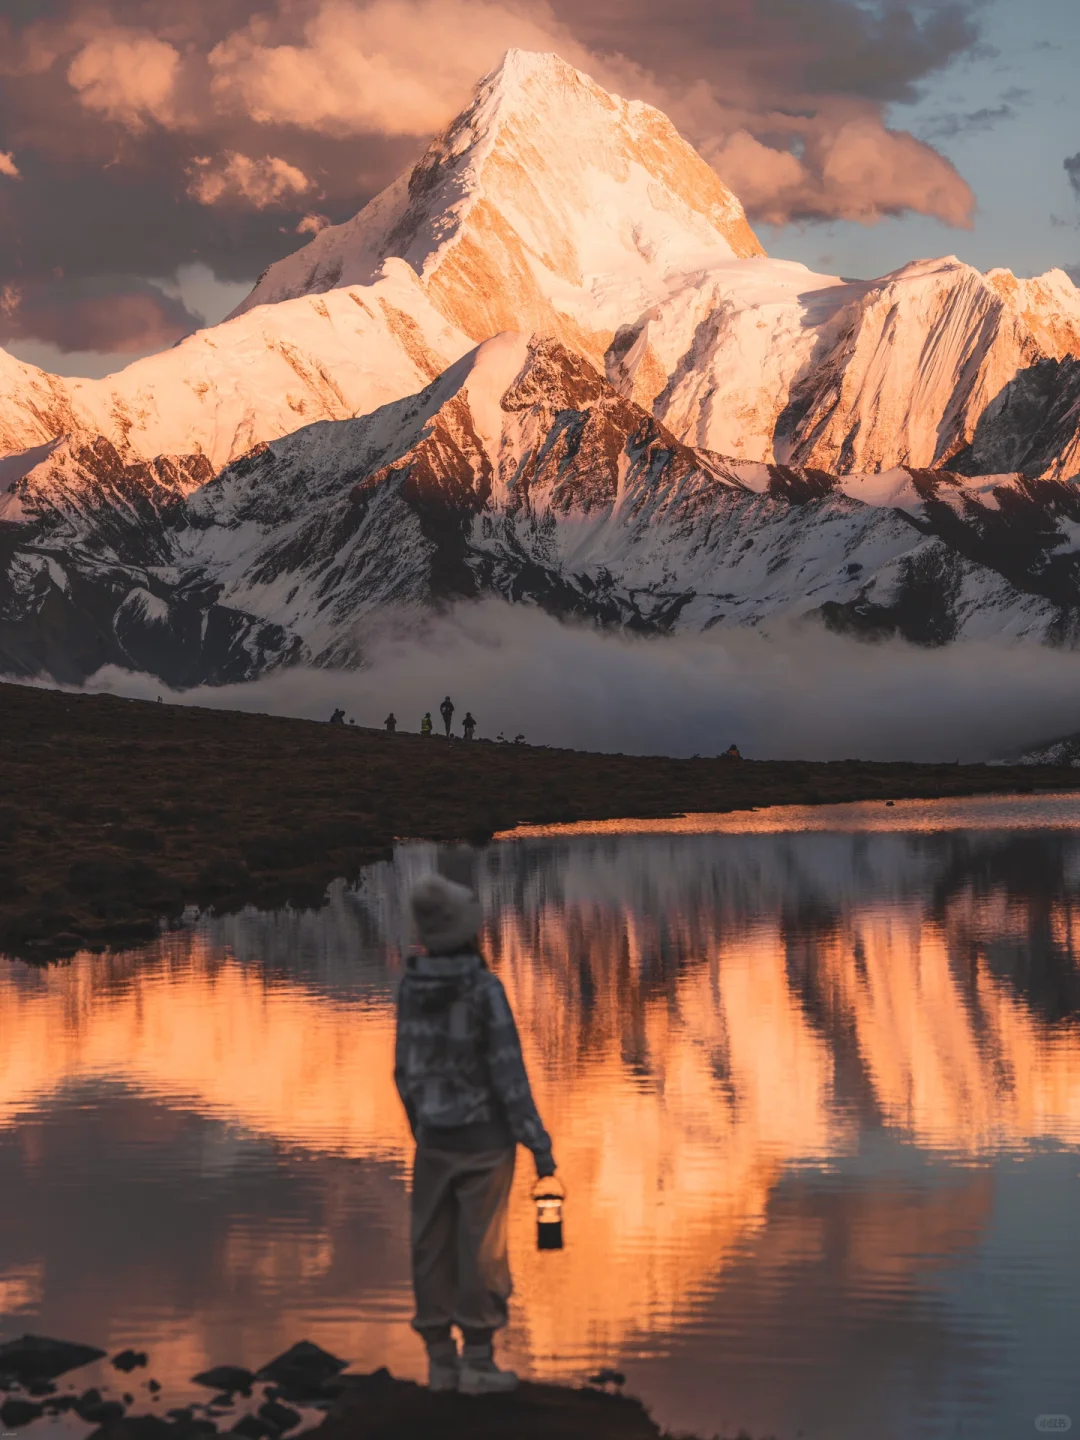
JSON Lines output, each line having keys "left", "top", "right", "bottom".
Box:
{"left": 230, "top": 50, "right": 764, "bottom": 362}
{"left": 486, "top": 47, "right": 575, "bottom": 85}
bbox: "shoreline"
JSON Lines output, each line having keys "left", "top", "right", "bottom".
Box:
{"left": 0, "top": 1337, "right": 734, "bottom": 1440}
{"left": 2, "top": 679, "right": 1078, "bottom": 960}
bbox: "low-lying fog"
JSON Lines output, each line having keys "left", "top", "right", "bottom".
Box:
{"left": 39, "top": 602, "right": 1080, "bottom": 762}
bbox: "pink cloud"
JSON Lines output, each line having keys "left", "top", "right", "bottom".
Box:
{"left": 187, "top": 152, "right": 312, "bottom": 208}
{"left": 196, "top": 0, "right": 978, "bottom": 228}
{"left": 206, "top": 0, "right": 589, "bottom": 137}
{"left": 0, "top": 152, "right": 20, "bottom": 179}
{"left": 66, "top": 28, "right": 183, "bottom": 130}
{"left": 706, "top": 113, "right": 974, "bottom": 227}
{"left": 46, "top": 0, "right": 977, "bottom": 233}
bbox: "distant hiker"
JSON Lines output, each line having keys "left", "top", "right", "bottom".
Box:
{"left": 421, "top": 712, "right": 433, "bottom": 736}
{"left": 329, "top": 707, "right": 346, "bottom": 725}
{"left": 396, "top": 874, "right": 556, "bottom": 1395}
{"left": 462, "top": 712, "right": 476, "bottom": 741}
{"left": 385, "top": 713, "right": 397, "bottom": 733}
{"left": 440, "top": 696, "right": 455, "bottom": 737}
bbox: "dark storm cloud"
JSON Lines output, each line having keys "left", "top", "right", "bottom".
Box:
{"left": 1066, "top": 152, "right": 1080, "bottom": 198}
{"left": 0, "top": 274, "right": 202, "bottom": 353}
{"left": 556, "top": 0, "right": 983, "bottom": 103}
{"left": 0, "top": 0, "right": 985, "bottom": 352}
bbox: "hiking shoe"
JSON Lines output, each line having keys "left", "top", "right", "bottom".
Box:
{"left": 426, "top": 1343, "right": 459, "bottom": 1393}
{"left": 458, "top": 1351, "right": 519, "bottom": 1395}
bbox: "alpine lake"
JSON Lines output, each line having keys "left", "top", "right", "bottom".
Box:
{"left": 3, "top": 794, "right": 1080, "bottom": 1440}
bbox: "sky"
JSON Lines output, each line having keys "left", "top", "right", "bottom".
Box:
{"left": 0, "top": 0, "right": 1077, "bottom": 379}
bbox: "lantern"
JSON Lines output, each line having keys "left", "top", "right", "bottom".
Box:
{"left": 532, "top": 1176, "right": 565, "bottom": 1250}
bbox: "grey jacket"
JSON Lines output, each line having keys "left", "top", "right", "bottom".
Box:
{"left": 394, "top": 951, "right": 553, "bottom": 1166}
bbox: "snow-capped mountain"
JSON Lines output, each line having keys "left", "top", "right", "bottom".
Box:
{"left": 230, "top": 49, "right": 764, "bottom": 356}
{"left": 185, "top": 334, "right": 1080, "bottom": 660}
{"left": 0, "top": 261, "right": 472, "bottom": 473}
{"left": 0, "top": 48, "right": 1079, "bottom": 686}
{"left": 228, "top": 50, "right": 1080, "bottom": 480}
{"left": 5, "top": 333, "right": 1080, "bottom": 686}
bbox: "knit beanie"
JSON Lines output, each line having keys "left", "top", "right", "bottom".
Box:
{"left": 410, "top": 873, "right": 482, "bottom": 954}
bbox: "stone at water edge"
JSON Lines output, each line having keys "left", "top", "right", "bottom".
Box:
{"left": 0, "top": 1398, "right": 44, "bottom": 1427}
{"left": 0, "top": 1334, "right": 107, "bottom": 1384}
{"left": 190, "top": 1367, "right": 255, "bottom": 1396}
{"left": 78, "top": 1399, "right": 127, "bottom": 1424}
{"left": 113, "top": 1351, "right": 149, "bottom": 1373}
{"left": 320, "top": 1370, "right": 666, "bottom": 1440}
{"left": 75, "top": 1385, "right": 129, "bottom": 1423}
{"left": 82, "top": 1417, "right": 220, "bottom": 1440}
{"left": 255, "top": 1341, "right": 348, "bottom": 1400}
{"left": 257, "top": 1399, "right": 302, "bottom": 1433}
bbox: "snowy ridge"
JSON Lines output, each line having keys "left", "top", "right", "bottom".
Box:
{"left": 183, "top": 337, "right": 1080, "bottom": 658}
{"left": 4, "top": 335, "right": 1080, "bottom": 686}
{"left": 0, "top": 261, "right": 471, "bottom": 485}
{"left": 774, "top": 257, "right": 1080, "bottom": 476}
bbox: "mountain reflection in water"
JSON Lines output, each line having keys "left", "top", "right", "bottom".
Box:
{"left": 2, "top": 803, "right": 1080, "bottom": 1439}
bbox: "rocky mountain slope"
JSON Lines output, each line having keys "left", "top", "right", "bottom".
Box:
{"left": 5, "top": 334, "right": 1080, "bottom": 685}
{"left": 0, "top": 49, "right": 1079, "bottom": 686}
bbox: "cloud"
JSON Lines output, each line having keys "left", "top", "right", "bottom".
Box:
{"left": 1066, "top": 152, "right": 1080, "bottom": 199}
{"left": 0, "top": 0, "right": 989, "bottom": 363}
{"left": 206, "top": 0, "right": 588, "bottom": 137}
{"left": 296, "top": 212, "right": 330, "bottom": 234}
{"left": 168, "top": 0, "right": 981, "bottom": 227}
{"left": 66, "top": 28, "right": 183, "bottom": 130}
{"left": 919, "top": 100, "right": 1021, "bottom": 144}
{"left": 0, "top": 275, "right": 202, "bottom": 354}
{"left": 0, "top": 152, "right": 20, "bottom": 178}
{"left": 187, "top": 152, "right": 312, "bottom": 207}
{"left": 53, "top": 600, "right": 1080, "bottom": 764}
{"left": 706, "top": 114, "right": 974, "bottom": 227}
{"left": 552, "top": 0, "right": 983, "bottom": 105}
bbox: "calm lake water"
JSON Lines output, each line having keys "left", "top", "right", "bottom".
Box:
{"left": 3, "top": 794, "right": 1080, "bottom": 1439}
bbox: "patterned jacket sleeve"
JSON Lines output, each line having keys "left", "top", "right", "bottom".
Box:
{"left": 482, "top": 974, "right": 554, "bottom": 1162}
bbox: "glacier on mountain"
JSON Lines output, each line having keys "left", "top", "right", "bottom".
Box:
{"left": 0, "top": 48, "right": 1079, "bottom": 686}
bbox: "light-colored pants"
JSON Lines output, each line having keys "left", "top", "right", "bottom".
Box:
{"left": 410, "top": 1145, "right": 516, "bottom": 1335}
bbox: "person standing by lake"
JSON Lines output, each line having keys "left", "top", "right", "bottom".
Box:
{"left": 395, "top": 873, "right": 557, "bottom": 1394}
{"left": 421, "top": 712, "right": 432, "bottom": 736}
{"left": 462, "top": 712, "right": 476, "bottom": 741}
{"left": 440, "top": 696, "right": 455, "bottom": 737}
{"left": 385, "top": 713, "right": 397, "bottom": 733}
